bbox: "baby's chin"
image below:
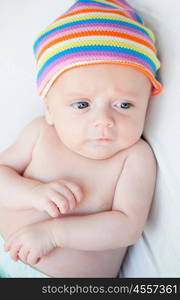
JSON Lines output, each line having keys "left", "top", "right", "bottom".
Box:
{"left": 63, "top": 139, "right": 140, "bottom": 160}
{"left": 75, "top": 138, "right": 141, "bottom": 159}
{"left": 78, "top": 153, "right": 116, "bottom": 160}
{"left": 75, "top": 147, "right": 123, "bottom": 160}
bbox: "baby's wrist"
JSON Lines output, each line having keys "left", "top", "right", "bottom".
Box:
{"left": 51, "top": 218, "right": 67, "bottom": 248}
{"left": 27, "top": 181, "right": 43, "bottom": 209}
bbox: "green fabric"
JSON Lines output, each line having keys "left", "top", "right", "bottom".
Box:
{"left": 0, "top": 267, "right": 10, "bottom": 278}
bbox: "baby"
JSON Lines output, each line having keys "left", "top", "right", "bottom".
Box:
{"left": 0, "top": 0, "right": 162, "bottom": 278}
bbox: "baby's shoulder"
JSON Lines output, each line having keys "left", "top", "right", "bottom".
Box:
{"left": 26, "top": 116, "right": 48, "bottom": 136}
{"left": 18, "top": 116, "right": 48, "bottom": 146}
{"left": 31, "top": 116, "right": 60, "bottom": 148}
{"left": 21, "top": 116, "right": 46, "bottom": 132}
{"left": 129, "top": 138, "right": 153, "bottom": 152}
{"left": 125, "top": 138, "right": 157, "bottom": 166}
{"left": 29, "top": 116, "right": 46, "bottom": 128}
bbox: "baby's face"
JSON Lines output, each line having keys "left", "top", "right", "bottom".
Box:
{"left": 44, "top": 64, "right": 152, "bottom": 159}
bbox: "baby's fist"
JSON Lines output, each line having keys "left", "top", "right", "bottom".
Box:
{"left": 30, "top": 179, "right": 83, "bottom": 217}
{"left": 4, "top": 220, "right": 57, "bottom": 265}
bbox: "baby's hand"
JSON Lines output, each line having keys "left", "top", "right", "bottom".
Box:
{"left": 4, "top": 220, "right": 57, "bottom": 265}
{"left": 29, "top": 179, "right": 83, "bottom": 217}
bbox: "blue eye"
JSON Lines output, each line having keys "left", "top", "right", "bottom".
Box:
{"left": 72, "top": 101, "right": 89, "bottom": 109}
{"left": 115, "top": 102, "right": 132, "bottom": 109}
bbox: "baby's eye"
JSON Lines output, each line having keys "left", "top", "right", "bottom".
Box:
{"left": 115, "top": 102, "right": 132, "bottom": 109}
{"left": 72, "top": 101, "right": 89, "bottom": 109}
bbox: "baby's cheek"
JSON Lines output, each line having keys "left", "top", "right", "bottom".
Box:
{"left": 121, "top": 124, "right": 142, "bottom": 146}
{"left": 58, "top": 128, "right": 82, "bottom": 152}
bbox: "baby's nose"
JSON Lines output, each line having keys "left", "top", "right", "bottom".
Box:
{"left": 93, "top": 111, "right": 114, "bottom": 128}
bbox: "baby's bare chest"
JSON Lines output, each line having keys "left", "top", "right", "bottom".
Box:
{"left": 0, "top": 127, "right": 128, "bottom": 238}
{"left": 24, "top": 131, "right": 126, "bottom": 214}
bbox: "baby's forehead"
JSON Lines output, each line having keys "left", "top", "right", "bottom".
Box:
{"left": 53, "top": 64, "right": 151, "bottom": 97}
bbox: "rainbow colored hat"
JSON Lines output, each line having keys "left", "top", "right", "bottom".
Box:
{"left": 33, "top": 0, "right": 162, "bottom": 98}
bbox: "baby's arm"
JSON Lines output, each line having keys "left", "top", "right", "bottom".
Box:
{"left": 53, "top": 141, "right": 156, "bottom": 250}
{"left": 4, "top": 140, "right": 156, "bottom": 264}
{"left": 0, "top": 117, "right": 43, "bottom": 209}
{"left": 0, "top": 117, "right": 82, "bottom": 216}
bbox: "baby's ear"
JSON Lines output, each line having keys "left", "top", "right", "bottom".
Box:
{"left": 43, "top": 96, "right": 54, "bottom": 125}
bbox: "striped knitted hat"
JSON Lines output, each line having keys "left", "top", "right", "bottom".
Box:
{"left": 33, "top": 0, "right": 162, "bottom": 98}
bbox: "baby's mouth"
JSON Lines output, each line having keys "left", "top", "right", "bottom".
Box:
{"left": 95, "top": 138, "right": 112, "bottom": 141}
{"left": 94, "top": 137, "right": 113, "bottom": 143}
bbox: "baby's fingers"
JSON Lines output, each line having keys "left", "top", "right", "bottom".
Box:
{"left": 61, "top": 180, "right": 83, "bottom": 204}
{"left": 10, "top": 243, "right": 22, "bottom": 262}
{"left": 51, "top": 183, "right": 76, "bottom": 210}
{"left": 51, "top": 191, "right": 73, "bottom": 212}
{"left": 27, "top": 250, "right": 41, "bottom": 265}
{"left": 18, "top": 247, "right": 30, "bottom": 264}
{"left": 45, "top": 200, "right": 61, "bottom": 217}
{"left": 4, "top": 234, "right": 18, "bottom": 252}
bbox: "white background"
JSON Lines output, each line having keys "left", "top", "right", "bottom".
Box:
{"left": 0, "top": 0, "right": 74, "bottom": 150}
